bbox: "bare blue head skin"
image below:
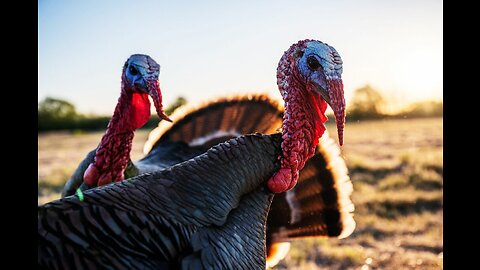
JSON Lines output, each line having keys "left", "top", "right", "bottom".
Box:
{"left": 297, "top": 41, "right": 343, "bottom": 105}
{"left": 296, "top": 40, "right": 346, "bottom": 146}
{"left": 124, "top": 54, "right": 161, "bottom": 94}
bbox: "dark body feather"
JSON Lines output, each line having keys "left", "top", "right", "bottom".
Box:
{"left": 51, "top": 94, "right": 355, "bottom": 268}
{"left": 145, "top": 95, "right": 355, "bottom": 251}
{"left": 39, "top": 134, "right": 281, "bottom": 269}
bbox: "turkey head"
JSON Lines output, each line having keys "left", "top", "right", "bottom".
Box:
{"left": 268, "top": 39, "right": 346, "bottom": 193}
{"left": 83, "top": 54, "right": 170, "bottom": 187}
{"left": 121, "top": 54, "right": 171, "bottom": 128}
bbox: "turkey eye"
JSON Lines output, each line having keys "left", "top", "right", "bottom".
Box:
{"left": 307, "top": 56, "right": 320, "bottom": 70}
{"left": 129, "top": 65, "right": 138, "bottom": 75}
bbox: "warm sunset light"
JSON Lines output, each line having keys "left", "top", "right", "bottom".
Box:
{"left": 38, "top": 1, "right": 442, "bottom": 115}
{"left": 38, "top": 2, "right": 443, "bottom": 269}
{"left": 389, "top": 46, "right": 442, "bottom": 104}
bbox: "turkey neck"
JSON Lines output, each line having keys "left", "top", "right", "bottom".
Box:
{"left": 282, "top": 74, "right": 327, "bottom": 181}
{"left": 89, "top": 89, "right": 148, "bottom": 186}
{"left": 268, "top": 55, "right": 328, "bottom": 193}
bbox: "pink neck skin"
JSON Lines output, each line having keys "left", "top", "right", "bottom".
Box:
{"left": 83, "top": 78, "right": 151, "bottom": 187}
{"left": 267, "top": 45, "right": 328, "bottom": 193}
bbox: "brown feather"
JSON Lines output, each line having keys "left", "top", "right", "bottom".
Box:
{"left": 143, "top": 93, "right": 283, "bottom": 154}
{"left": 267, "top": 133, "right": 355, "bottom": 243}
{"left": 143, "top": 93, "right": 355, "bottom": 267}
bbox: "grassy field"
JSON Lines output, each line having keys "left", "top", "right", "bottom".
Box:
{"left": 38, "top": 117, "right": 443, "bottom": 269}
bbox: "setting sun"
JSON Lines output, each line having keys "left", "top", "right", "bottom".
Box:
{"left": 389, "top": 45, "right": 442, "bottom": 103}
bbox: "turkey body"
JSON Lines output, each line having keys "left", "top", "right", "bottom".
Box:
{"left": 39, "top": 134, "right": 282, "bottom": 269}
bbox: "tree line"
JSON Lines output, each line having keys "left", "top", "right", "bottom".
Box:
{"left": 38, "top": 86, "right": 442, "bottom": 132}
{"left": 38, "top": 97, "right": 186, "bottom": 132}
{"left": 347, "top": 85, "right": 442, "bottom": 120}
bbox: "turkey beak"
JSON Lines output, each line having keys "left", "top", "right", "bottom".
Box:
{"left": 325, "top": 78, "right": 346, "bottom": 146}
{"left": 144, "top": 76, "right": 172, "bottom": 122}
{"left": 314, "top": 78, "right": 346, "bottom": 146}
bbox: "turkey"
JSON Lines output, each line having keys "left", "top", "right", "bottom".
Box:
{"left": 142, "top": 94, "right": 355, "bottom": 267}
{"left": 61, "top": 54, "right": 171, "bottom": 197}
{"left": 40, "top": 39, "right": 354, "bottom": 269}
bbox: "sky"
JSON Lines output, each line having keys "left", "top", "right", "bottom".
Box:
{"left": 38, "top": 0, "right": 442, "bottom": 115}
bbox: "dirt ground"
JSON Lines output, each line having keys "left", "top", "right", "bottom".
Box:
{"left": 38, "top": 117, "right": 443, "bottom": 269}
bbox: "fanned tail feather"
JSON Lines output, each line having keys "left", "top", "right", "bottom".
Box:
{"left": 266, "top": 133, "right": 355, "bottom": 265}
{"left": 143, "top": 94, "right": 284, "bottom": 154}
{"left": 267, "top": 133, "right": 355, "bottom": 240}
{"left": 143, "top": 93, "right": 355, "bottom": 268}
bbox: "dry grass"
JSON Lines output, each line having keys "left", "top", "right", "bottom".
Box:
{"left": 38, "top": 117, "right": 443, "bottom": 269}
{"left": 271, "top": 117, "right": 443, "bottom": 269}
{"left": 37, "top": 130, "right": 150, "bottom": 204}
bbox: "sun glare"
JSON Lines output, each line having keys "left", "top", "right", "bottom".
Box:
{"left": 389, "top": 46, "right": 442, "bottom": 103}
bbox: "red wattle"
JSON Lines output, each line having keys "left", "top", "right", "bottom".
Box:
{"left": 129, "top": 92, "right": 151, "bottom": 130}
{"left": 267, "top": 85, "right": 328, "bottom": 193}
{"left": 267, "top": 168, "right": 293, "bottom": 193}
{"left": 83, "top": 82, "right": 147, "bottom": 188}
{"left": 268, "top": 40, "right": 332, "bottom": 193}
{"left": 84, "top": 163, "right": 100, "bottom": 186}
{"left": 97, "top": 174, "right": 112, "bottom": 186}
{"left": 82, "top": 60, "right": 168, "bottom": 189}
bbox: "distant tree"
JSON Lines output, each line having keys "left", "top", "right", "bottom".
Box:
{"left": 38, "top": 97, "right": 82, "bottom": 131}
{"left": 38, "top": 96, "right": 191, "bottom": 132}
{"left": 38, "top": 97, "right": 78, "bottom": 121}
{"left": 348, "top": 85, "right": 386, "bottom": 120}
{"left": 402, "top": 100, "right": 443, "bottom": 118}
